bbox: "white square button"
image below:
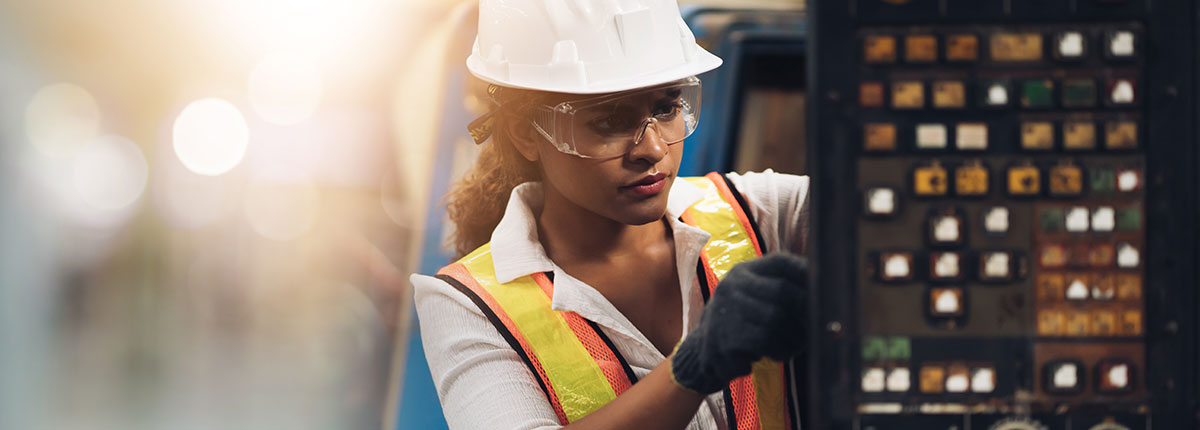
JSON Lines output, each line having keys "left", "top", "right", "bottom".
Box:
{"left": 1117, "top": 169, "right": 1140, "bottom": 192}
{"left": 986, "top": 83, "right": 1009, "bottom": 106}
{"left": 1092, "top": 207, "right": 1115, "bottom": 232}
{"left": 1117, "top": 243, "right": 1140, "bottom": 268}
{"left": 971, "top": 368, "right": 996, "bottom": 393}
{"left": 862, "top": 367, "right": 886, "bottom": 393}
{"left": 932, "top": 252, "right": 961, "bottom": 279}
{"left": 984, "top": 206, "right": 1009, "bottom": 234}
{"left": 981, "top": 252, "right": 1011, "bottom": 280}
{"left": 1066, "top": 206, "right": 1090, "bottom": 233}
{"left": 916, "top": 123, "right": 948, "bottom": 149}
{"left": 866, "top": 188, "right": 896, "bottom": 216}
{"left": 932, "top": 215, "right": 961, "bottom": 243}
{"left": 1109, "top": 31, "right": 1136, "bottom": 58}
{"left": 956, "top": 123, "right": 988, "bottom": 150}
{"left": 886, "top": 368, "right": 911, "bottom": 392}
{"left": 1057, "top": 31, "right": 1085, "bottom": 58}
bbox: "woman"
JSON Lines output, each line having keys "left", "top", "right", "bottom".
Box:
{"left": 410, "top": 1, "right": 810, "bottom": 429}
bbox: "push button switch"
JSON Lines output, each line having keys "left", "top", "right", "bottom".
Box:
{"left": 1021, "top": 122, "right": 1055, "bottom": 150}
{"left": 1021, "top": 80, "right": 1055, "bottom": 108}
{"left": 1092, "top": 206, "right": 1116, "bottom": 232}
{"left": 1062, "top": 79, "right": 1097, "bottom": 108}
{"left": 979, "top": 251, "right": 1013, "bottom": 281}
{"left": 1091, "top": 310, "right": 1117, "bottom": 336}
{"left": 1040, "top": 208, "right": 1065, "bottom": 232}
{"left": 1116, "top": 207, "right": 1142, "bottom": 231}
{"left": 1116, "top": 168, "right": 1141, "bottom": 192}
{"left": 860, "top": 82, "right": 885, "bottom": 108}
{"left": 864, "top": 35, "right": 898, "bottom": 63}
{"left": 1007, "top": 164, "right": 1041, "bottom": 196}
{"left": 933, "top": 81, "right": 966, "bottom": 109}
{"left": 1038, "top": 310, "right": 1066, "bottom": 336}
{"left": 945, "top": 34, "right": 979, "bottom": 61}
{"left": 982, "top": 81, "right": 1010, "bottom": 107}
{"left": 905, "top": 35, "right": 938, "bottom": 63}
{"left": 1045, "top": 361, "right": 1084, "bottom": 393}
{"left": 1090, "top": 167, "right": 1116, "bottom": 193}
{"left": 1107, "top": 79, "right": 1137, "bottom": 106}
{"left": 991, "top": 33, "right": 1043, "bottom": 61}
{"left": 983, "top": 206, "right": 1009, "bottom": 234}
{"left": 892, "top": 81, "right": 925, "bottom": 109}
{"left": 1040, "top": 244, "right": 1068, "bottom": 268}
{"left": 886, "top": 368, "right": 911, "bottom": 392}
{"left": 864, "top": 123, "right": 897, "bottom": 152}
{"left": 862, "top": 367, "right": 886, "bottom": 393}
{"left": 1049, "top": 164, "right": 1084, "bottom": 197}
{"left": 1116, "top": 243, "right": 1140, "bottom": 268}
{"left": 920, "top": 365, "right": 946, "bottom": 393}
{"left": 1055, "top": 31, "right": 1087, "bottom": 60}
{"left": 930, "top": 252, "right": 963, "bottom": 281}
{"left": 916, "top": 123, "right": 948, "bottom": 149}
{"left": 1105, "top": 121, "right": 1138, "bottom": 150}
{"left": 929, "top": 287, "right": 965, "bottom": 316}
{"left": 956, "top": 123, "right": 988, "bottom": 150}
{"left": 955, "top": 162, "right": 989, "bottom": 196}
{"left": 879, "top": 252, "right": 915, "bottom": 282}
{"left": 929, "top": 210, "right": 964, "bottom": 245}
{"left": 914, "top": 163, "right": 949, "bottom": 196}
{"left": 971, "top": 367, "right": 996, "bottom": 393}
{"left": 865, "top": 187, "right": 898, "bottom": 216}
{"left": 1097, "top": 361, "right": 1134, "bottom": 393}
{"left": 1065, "top": 206, "right": 1090, "bottom": 233}
{"left": 1063, "top": 121, "right": 1096, "bottom": 150}
{"left": 1106, "top": 30, "right": 1136, "bottom": 59}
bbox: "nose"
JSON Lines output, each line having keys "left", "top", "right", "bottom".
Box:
{"left": 627, "top": 118, "right": 669, "bottom": 163}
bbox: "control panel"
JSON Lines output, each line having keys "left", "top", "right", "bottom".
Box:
{"left": 804, "top": 1, "right": 1198, "bottom": 430}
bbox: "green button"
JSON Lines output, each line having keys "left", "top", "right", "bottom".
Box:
{"left": 862, "top": 337, "right": 887, "bottom": 361}
{"left": 1040, "top": 208, "right": 1065, "bottom": 232}
{"left": 885, "top": 337, "right": 911, "bottom": 361}
{"left": 1117, "top": 207, "right": 1142, "bottom": 231}
{"left": 1062, "top": 79, "right": 1096, "bottom": 107}
{"left": 1022, "top": 80, "right": 1055, "bottom": 108}
{"left": 1091, "top": 168, "right": 1115, "bottom": 193}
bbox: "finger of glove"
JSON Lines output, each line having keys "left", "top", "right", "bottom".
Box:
{"left": 742, "top": 253, "right": 809, "bottom": 285}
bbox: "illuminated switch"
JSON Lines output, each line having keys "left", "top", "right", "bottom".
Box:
{"left": 1116, "top": 168, "right": 1140, "bottom": 192}
{"left": 1108, "top": 79, "right": 1137, "bottom": 105}
{"left": 933, "top": 81, "right": 966, "bottom": 109}
{"left": 955, "top": 123, "right": 988, "bottom": 150}
{"left": 1066, "top": 311, "right": 1091, "bottom": 336}
{"left": 1063, "top": 121, "right": 1097, "bottom": 150}
{"left": 1089, "top": 244, "right": 1115, "bottom": 268}
{"left": 1062, "top": 79, "right": 1097, "bottom": 108}
{"left": 1021, "top": 80, "right": 1055, "bottom": 108}
{"left": 980, "top": 252, "right": 1012, "bottom": 281}
{"left": 991, "top": 33, "right": 1043, "bottom": 61}
{"left": 1040, "top": 208, "right": 1065, "bottom": 232}
{"left": 914, "top": 164, "right": 948, "bottom": 196}
{"left": 983, "top": 81, "right": 1010, "bottom": 107}
{"left": 1038, "top": 274, "right": 1065, "bottom": 301}
{"left": 984, "top": 206, "right": 1009, "bottom": 234}
{"left": 916, "top": 123, "right": 948, "bottom": 149}
{"left": 880, "top": 252, "right": 914, "bottom": 281}
{"left": 905, "top": 35, "right": 938, "bottom": 63}
{"left": 862, "top": 367, "right": 886, "bottom": 392}
{"left": 920, "top": 366, "right": 946, "bottom": 393}
{"left": 945, "top": 34, "right": 979, "bottom": 61}
{"left": 1049, "top": 164, "right": 1084, "bottom": 197}
{"left": 859, "top": 82, "right": 886, "bottom": 108}
{"left": 864, "top": 123, "right": 897, "bottom": 152}
{"left": 862, "top": 337, "right": 887, "bottom": 361}
{"left": 1065, "top": 206, "right": 1090, "bottom": 233}
{"left": 865, "top": 187, "right": 897, "bottom": 216}
{"left": 1107, "top": 30, "right": 1136, "bottom": 58}
{"left": 1121, "top": 310, "right": 1143, "bottom": 335}
{"left": 971, "top": 367, "right": 996, "bottom": 393}
{"left": 1116, "top": 243, "right": 1140, "bottom": 268}
{"left": 1092, "top": 207, "right": 1116, "bottom": 232}
{"left": 1117, "top": 207, "right": 1142, "bottom": 231}
{"left": 1092, "top": 310, "right": 1117, "bottom": 336}
{"left": 1047, "top": 361, "right": 1083, "bottom": 392}
{"left": 886, "top": 337, "right": 911, "bottom": 361}
{"left": 1008, "top": 164, "right": 1041, "bottom": 195}
{"left": 1116, "top": 274, "right": 1142, "bottom": 300}
{"left": 864, "top": 35, "right": 898, "bottom": 63}
{"left": 930, "top": 213, "right": 963, "bottom": 245}
{"left": 1040, "top": 245, "right": 1068, "bottom": 268}
{"left": 1099, "top": 361, "right": 1133, "bottom": 392}
{"left": 1091, "top": 168, "right": 1116, "bottom": 193}
{"left": 1038, "top": 310, "right": 1066, "bottom": 336}
{"left": 892, "top": 81, "right": 925, "bottom": 109}
{"left": 1021, "top": 122, "right": 1055, "bottom": 150}
{"left": 955, "top": 163, "right": 989, "bottom": 196}
{"left": 886, "top": 368, "right": 911, "bottom": 392}
{"left": 931, "top": 252, "right": 962, "bottom": 280}
{"left": 1105, "top": 121, "right": 1138, "bottom": 150}
{"left": 1092, "top": 275, "right": 1116, "bottom": 300}
{"left": 1055, "top": 31, "right": 1086, "bottom": 59}
{"left": 945, "top": 365, "right": 969, "bottom": 393}
{"left": 930, "top": 287, "right": 964, "bottom": 316}
{"left": 1066, "top": 277, "right": 1090, "bottom": 301}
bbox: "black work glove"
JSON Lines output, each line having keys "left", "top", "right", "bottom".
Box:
{"left": 670, "top": 253, "right": 808, "bottom": 394}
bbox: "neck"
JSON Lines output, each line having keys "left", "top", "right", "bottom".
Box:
{"left": 536, "top": 186, "right": 669, "bottom": 265}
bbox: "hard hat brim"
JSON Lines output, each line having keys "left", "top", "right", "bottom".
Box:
{"left": 467, "top": 47, "right": 723, "bottom": 95}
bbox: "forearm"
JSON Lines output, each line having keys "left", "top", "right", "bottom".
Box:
{"left": 562, "top": 358, "right": 705, "bottom": 430}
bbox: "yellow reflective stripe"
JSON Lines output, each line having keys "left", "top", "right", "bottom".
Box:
{"left": 458, "top": 244, "right": 616, "bottom": 422}
{"left": 682, "top": 177, "right": 759, "bottom": 281}
{"left": 751, "top": 359, "right": 787, "bottom": 430}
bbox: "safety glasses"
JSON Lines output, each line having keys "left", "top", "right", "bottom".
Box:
{"left": 527, "top": 77, "right": 702, "bottom": 159}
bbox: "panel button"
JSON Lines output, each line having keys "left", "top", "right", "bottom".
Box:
{"left": 860, "top": 82, "right": 885, "bottom": 107}
{"left": 990, "top": 33, "right": 1043, "bottom": 61}
{"left": 1040, "top": 207, "right": 1065, "bottom": 232}
{"left": 886, "top": 337, "right": 911, "bottom": 361}
{"left": 1092, "top": 273, "right": 1116, "bottom": 298}
{"left": 1065, "top": 206, "right": 1090, "bottom": 233}
{"left": 955, "top": 162, "right": 989, "bottom": 196}
{"left": 1062, "top": 79, "right": 1097, "bottom": 108}
{"left": 886, "top": 368, "right": 911, "bottom": 392}
{"left": 955, "top": 123, "right": 988, "bottom": 150}
{"left": 1106, "top": 30, "right": 1136, "bottom": 59}
{"left": 1097, "top": 361, "right": 1134, "bottom": 393}
{"left": 1121, "top": 310, "right": 1143, "bottom": 335}
{"left": 1066, "top": 311, "right": 1091, "bottom": 336}
{"left": 1106, "top": 78, "right": 1137, "bottom": 105}
{"left": 983, "top": 206, "right": 1009, "bottom": 234}
{"left": 1055, "top": 31, "right": 1087, "bottom": 60}
{"left": 1021, "top": 121, "right": 1055, "bottom": 150}
{"left": 864, "top": 123, "right": 898, "bottom": 152}
{"left": 1038, "top": 310, "right": 1066, "bottom": 336}
{"left": 861, "top": 336, "right": 887, "bottom": 361}
{"left": 1066, "top": 276, "right": 1090, "bottom": 301}
{"left": 945, "top": 34, "right": 979, "bottom": 61}
{"left": 1116, "top": 207, "right": 1141, "bottom": 231}
{"left": 920, "top": 365, "right": 946, "bottom": 393}
{"left": 1040, "top": 244, "right": 1068, "bottom": 268}
{"left": 933, "top": 81, "right": 966, "bottom": 109}
{"left": 1063, "top": 121, "right": 1097, "bottom": 150}
{"left": 1021, "top": 80, "right": 1055, "bottom": 108}
{"left": 879, "top": 252, "right": 914, "bottom": 282}
{"left": 1116, "top": 274, "right": 1142, "bottom": 300}
{"left": 930, "top": 287, "right": 965, "bottom": 316}
{"left": 914, "top": 163, "right": 949, "bottom": 196}
{"left": 929, "top": 211, "right": 964, "bottom": 245}
{"left": 1116, "top": 168, "right": 1141, "bottom": 192}
{"left": 1092, "top": 206, "right": 1116, "bottom": 232}
{"left": 916, "top": 123, "right": 948, "bottom": 149}
{"left": 979, "top": 251, "right": 1013, "bottom": 281}
{"left": 1038, "top": 274, "right": 1065, "bottom": 301}
{"left": 892, "top": 81, "right": 925, "bottom": 109}
{"left": 864, "top": 35, "right": 898, "bottom": 63}
{"left": 862, "top": 367, "right": 886, "bottom": 392}
{"left": 1105, "top": 121, "right": 1138, "bottom": 150}
{"left": 945, "top": 364, "right": 970, "bottom": 393}
{"left": 1092, "top": 310, "right": 1117, "bottom": 336}
{"left": 982, "top": 81, "right": 1010, "bottom": 107}
{"left": 930, "top": 251, "right": 963, "bottom": 280}
{"left": 1090, "top": 167, "right": 1116, "bottom": 193}
{"left": 1045, "top": 361, "right": 1084, "bottom": 393}
{"left": 1049, "top": 164, "right": 1084, "bottom": 197}
{"left": 971, "top": 367, "right": 996, "bottom": 393}
{"left": 1089, "top": 244, "right": 1116, "bottom": 268}
{"left": 865, "top": 187, "right": 898, "bottom": 216}
{"left": 1007, "top": 164, "right": 1041, "bottom": 195}
{"left": 905, "top": 35, "right": 938, "bottom": 63}
{"left": 1116, "top": 243, "right": 1140, "bottom": 268}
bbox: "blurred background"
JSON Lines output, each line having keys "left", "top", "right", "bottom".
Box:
{"left": 0, "top": 0, "right": 806, "bottom": 429}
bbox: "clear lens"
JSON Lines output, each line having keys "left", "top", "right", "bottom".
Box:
{"left": 529, "top": 77, "right": 701, "bottom": 158}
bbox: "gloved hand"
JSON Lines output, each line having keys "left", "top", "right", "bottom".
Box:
{"left": 670, "top": 252, "right": 808, "bottom": 394}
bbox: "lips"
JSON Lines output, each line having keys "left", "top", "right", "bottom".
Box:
{"left": 620, "top": 172, "right": 669, "bottom": 197}
{"left": 625, "top": 172, "right": 668, "bottom": 187}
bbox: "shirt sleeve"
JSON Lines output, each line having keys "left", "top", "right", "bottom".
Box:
{"left": 722, "top": 169, "right": 811, "bottom": 256}
{"left": 411, "top": 273, "right": 563, "bottom": 430}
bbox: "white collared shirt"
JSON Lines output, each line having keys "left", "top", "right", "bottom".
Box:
{"left": 410, "top": 170, "right": 809, "bottom": 430}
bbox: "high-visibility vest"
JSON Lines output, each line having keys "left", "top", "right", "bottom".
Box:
{"left": 436, "top": 172, "right": 795, "bottom": 429}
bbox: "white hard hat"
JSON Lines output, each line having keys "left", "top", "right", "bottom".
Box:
{"left": 466, "top": 0, "right": 723, "bottom": 95}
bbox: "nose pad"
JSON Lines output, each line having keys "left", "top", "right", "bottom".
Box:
{"left": 628, "top": 118, "right": 668, "bottom": 160}
{"left": 632, "top": 117, "right": 654, "bottom": 144}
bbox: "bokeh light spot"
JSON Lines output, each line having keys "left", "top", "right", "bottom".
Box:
{"left": 172, "top": 98, "right": 249, "bottom": 176}
{"left": 25, "top": 83, "right": 101, "bottom": 157}
{"left": 71, "top": 135, "right": 149, "bottom": 212}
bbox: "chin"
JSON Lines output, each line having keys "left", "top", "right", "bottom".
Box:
{"left": 617, "top": 196, "right": 671, "bottom": 225}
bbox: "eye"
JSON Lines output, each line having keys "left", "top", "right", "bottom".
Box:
{"left": 652, "top": 100, "right": 684, "bottom": 120}
{"left": 586, "top": 111, "right": 642, "bottom": 136}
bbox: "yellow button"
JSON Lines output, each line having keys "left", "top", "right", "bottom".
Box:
{"left": 920, "top": 366, "right": 946, "bottom": 393}
{"left": 892, "top": 81, "right": 925, "bottom": 109}
{"left": 1038, "top": 274, "right": 1065, "bottom": 301}
{"left": 945, "top": 34, "right": 979, "bottom": 61}
{"left": 932, "top": 81, "right": 965, "bottom": 109}
{"left": 1021, "top": 122, "right": 1055, "bottom": 150}
{"left": 1007, "top": 165, "right": 1041, "bottom": 195}
{"left": 865, "top": 35, "right": 897, "bottom": 63}
{"left": 1092, "top": 311, "right": 1117, "bottom": 336}
{"left": 990, "top": 33, "right": 1043, "bottom": 61}
{"left": 860, "top": 82, "right": 885, "bottom": 107}
{"left": 864, "top": 123, "right": 897, "bottom": 151}
{"left": 1105, "top": 120, "right": 1138, "bottom": 149}
{"left": 955, "top": 163, "right": 989, "bottom": 196}
{"left": 1038, "top": 310, "right": 1066, "bottom": 336}
{"left": 914, "top": 164, "right": 948, "bottom": 196}
{"left": 1066, "top": 311, "right": 1090, "bottom": 336}
{"left": 1049, "top": 164, "right": 1083, "bottom": 196}
{"left": 905, "top": 35, "right": 938, "bottom": 63}
{"left": 1116, "top": 274, "right": 1142, "bottom": 300}
{"left": 1120, "top": 310, "right": 1142, "bottom": 335}
{"left": 1063, "top": 121, "right": 1096, "bottom": 150}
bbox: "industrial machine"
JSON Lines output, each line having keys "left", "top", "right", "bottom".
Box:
{"left": 805, "top": 1, "right": 1199, "bottom": 429}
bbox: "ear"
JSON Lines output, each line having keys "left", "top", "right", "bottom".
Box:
{"left": 504, "top": 116, "right": 541, "bottom": 162}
